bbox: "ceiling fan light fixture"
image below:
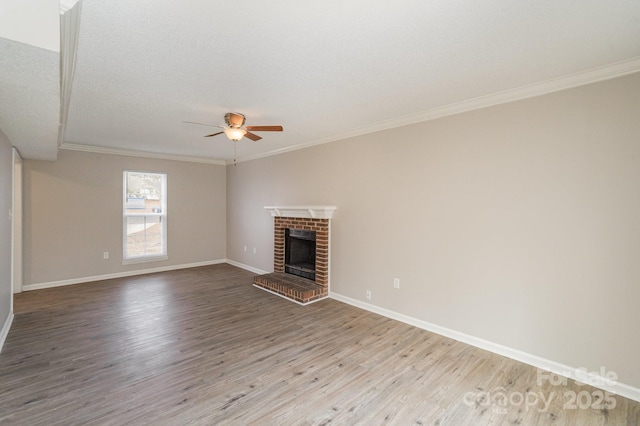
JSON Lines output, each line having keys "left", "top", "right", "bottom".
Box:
{"left": 223, "top": 127, "right": 247, "bottom": 141}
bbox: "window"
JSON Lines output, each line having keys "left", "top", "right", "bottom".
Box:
{"left": 123, "top": 171, "right": 167, "bottom": 262}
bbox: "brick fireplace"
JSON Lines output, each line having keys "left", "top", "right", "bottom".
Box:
{"left": 253, "top": 206, "right": 336, "bottom": 305}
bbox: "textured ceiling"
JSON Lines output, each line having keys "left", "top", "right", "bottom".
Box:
{"left": 8, "top": 0, "right": 640, "bottom": 162}
{"left": 0, "top": 37, "right": 59, "bottom": 160}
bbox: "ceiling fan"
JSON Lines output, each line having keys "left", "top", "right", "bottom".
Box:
{"left": 184, "top": 112, "right": 283, "bottom": 142}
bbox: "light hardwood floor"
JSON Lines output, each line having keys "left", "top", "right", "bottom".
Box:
{"left": 1, "top": 264, "right": 638, "bottom": 425}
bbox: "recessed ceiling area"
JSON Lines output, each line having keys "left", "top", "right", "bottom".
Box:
{"left": 3, "top": 0, "right": 640, "bottom": 162}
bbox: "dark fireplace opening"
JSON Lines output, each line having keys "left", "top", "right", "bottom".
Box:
{"left": 285, "top": 229, "right": 316, "bottom": 281}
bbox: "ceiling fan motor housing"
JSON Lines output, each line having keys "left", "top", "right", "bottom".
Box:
{"left": 225, "top": 112, "right": 246, "bottom": 128}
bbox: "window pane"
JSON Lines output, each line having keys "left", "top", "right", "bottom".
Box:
{"left": 125, "top": 172, "right": 165, "bottom": 214}
{"left": 126, "top": 215, "right": 164, "bottom": 258}
{"left": 123, "top": 171, "right": 167, "bottom": 261}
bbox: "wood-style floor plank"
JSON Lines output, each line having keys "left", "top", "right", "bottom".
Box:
{"left": 1, "top": 264, "right": 638, "bottom": 425}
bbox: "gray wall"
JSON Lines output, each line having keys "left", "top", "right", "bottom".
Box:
{"left": 227, "top": 72, "right": 640, "bottom": 388}
{"left": 0, "top": 131, "right": 12, "bottom": 336}
{"left": 23, "top": 150, "right": 226, "bottom": 285}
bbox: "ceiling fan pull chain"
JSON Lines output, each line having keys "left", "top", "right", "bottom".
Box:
{"left": 234, "top": 141, "right": 237, "bottom": 166}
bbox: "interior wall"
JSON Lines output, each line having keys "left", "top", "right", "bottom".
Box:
{"left": 0, "top": 0, "right": 60, "bottom": 52}
{"left": 0, "top": 131, "right": 14, "bottom": 338}
{"left": 227, "top": 72, "right": 640, "bottom": 389}
{"left": 23, "top": 150, "right": 226, "bottom": 285}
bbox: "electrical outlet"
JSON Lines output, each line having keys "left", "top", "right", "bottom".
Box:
{"left": 253, "top": 247, "right": 257, "bottom": 254}
{"left": 393, "top": 277, "right": 400, "bottom": 289}
{"left": 244, "top": 245, "right": 247, "bottom": 252}
{"left": 366, "top": 290, "right": 372, "bottom": 300}
{"left": 103, "top": 252, "right": 109, "bottom": 259}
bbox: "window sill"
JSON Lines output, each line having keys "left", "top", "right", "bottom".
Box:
{"left": 122, "top": 255, "right": 168, "bottom": 265}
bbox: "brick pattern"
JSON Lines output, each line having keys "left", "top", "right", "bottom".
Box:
{"left": 254, "top": 216, "right": 330, "bottom": 305}
{"left": 254, "top": 273, "right": 328, "bottom": 304}
{"left": 272, "top": 217, "right": 330, "bottom": 287}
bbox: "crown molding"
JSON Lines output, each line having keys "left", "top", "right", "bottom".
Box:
{"left": 60, "top": 142, "right": 227, "bottom": 165}
{"left": 233, "top": 56, "right": 640, "bottom": 165}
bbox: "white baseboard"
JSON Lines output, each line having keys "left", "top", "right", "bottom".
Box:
{"left": 225, "top": 259, "right": 270, "bottom": 275}
{"left": 329, "top": 291, "right": 640, "bottom": 403}
{"left": 0, "top": 312, "right": 14, "bottom": 353}
{"left": 22, "top": 259, "right": 227, "bottom": 291}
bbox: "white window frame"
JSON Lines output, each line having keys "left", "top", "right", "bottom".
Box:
{"left": 122, "top": 170, "right": 167, "bottom": 264}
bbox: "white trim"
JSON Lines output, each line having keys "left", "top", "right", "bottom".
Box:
{"left": 225, "top": 259, "right": 270, "bottom": 275}
{"left": 121, "top": 255, "right": 168, "bottom": 265}
{"left": 123, "top": 170, "right": 167, "bottom": 262}
{"left": 0, "top": 312, "right": 14, "bottom": 353}
{"left": 11, "top": 148, "right": 22, "bottom": 296}
{"left": 22, "top": 259, "right": 227, "bottom": 291}
{"left": 329, "top": 291, "right": 640, "bottom": 403}
{"left": 264, "top": 205, "right": 337, "bottom": 219}
{"left": 232, "top": 57, "right": 640, "bottom": 165}
{"left": 253, "top": 284, "right": 328, "bottom": 306}
{"left": 327, "top": 221, "right": 331, "bottom": 293}
{"left": 60, "top": 0, "right": 81, "bottom": 14}
{"left": 60, "top": 143, "right": 227, "bottom": 165}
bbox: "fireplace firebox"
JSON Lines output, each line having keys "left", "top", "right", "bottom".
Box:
{"left": 285, "top": 229, "right": 316, "bottom": 281}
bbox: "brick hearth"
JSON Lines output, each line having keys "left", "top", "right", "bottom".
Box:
{"left": 253, "top": 273, "right": 327, "bottom": 304}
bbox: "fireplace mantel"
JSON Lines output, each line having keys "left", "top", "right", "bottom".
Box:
{"left": 264, "top": 205, "right": 336, "bottom": 219}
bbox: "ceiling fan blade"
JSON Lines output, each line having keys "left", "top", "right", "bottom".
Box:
{"left": 245, "top": 125, "right": 283, "bottom": 132}
{"left": 244, "top": 132, "right": 262, "bottom": 141}
{"left": 204, "top": 131, "right": 224, "bottom": 138}
{"left": 184, "top": 121, "right": 223, "bottom": 128}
